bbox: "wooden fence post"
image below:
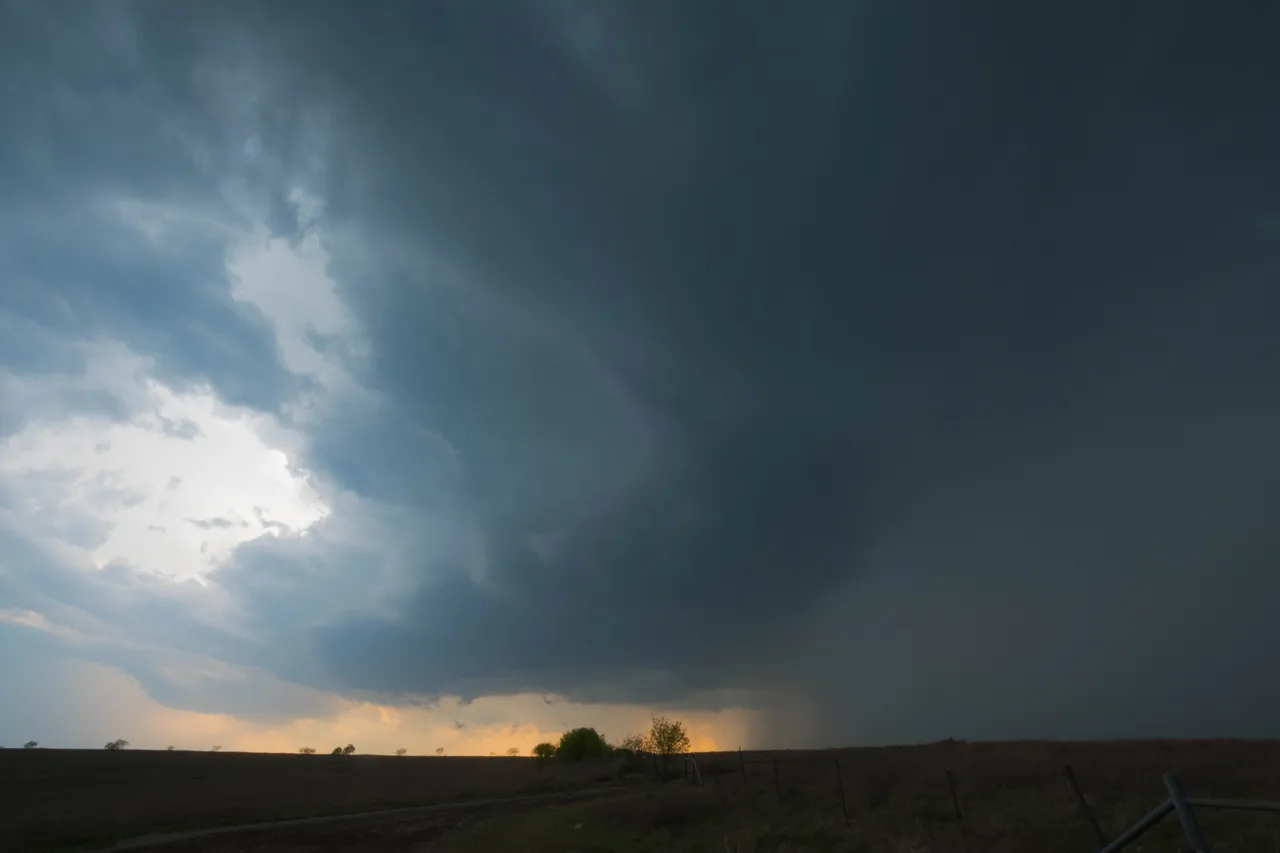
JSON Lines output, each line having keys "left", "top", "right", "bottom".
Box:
{"left": 945, "top": 768, "right": 969, "bottom": 853}
{"left": 1062, "top": 764, "right": 1107, "bottom": 846}
{"left": 834, "top": 756, "right": 849, "bottom": 824}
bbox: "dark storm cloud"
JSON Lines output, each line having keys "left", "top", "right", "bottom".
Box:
{"left": 210, "top": 0, "right": 1280, "bottom": 734}
{"left": 6, "top": 0, "right": 1280, "bottom": 744}
{"left": 0, "top": 0, "right": 305, "bottom": 419}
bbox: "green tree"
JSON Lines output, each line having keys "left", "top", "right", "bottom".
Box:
{"left": 532, "top": 742, "right": 557, "bottom": 760}
{"left": 22, "top": 741, "right": 37, "bottom": 749}
{"left": 556, "top": 727, "right": 608, "bottom": 762}
{"left": 104, "top": 739, "right": 129, "bottom": 751}
{"left": 644, "top": 716, "right": 690, "bottom": 756}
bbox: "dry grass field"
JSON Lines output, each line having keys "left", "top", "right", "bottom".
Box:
{"left": 6, "top": 739, "right": 1280, "bottom": 852}
{"left": 445, "top": 739, "right": 1280, "bottom": 852}
{"left": 0, "top": 748, "right": 622, "bottom": 851}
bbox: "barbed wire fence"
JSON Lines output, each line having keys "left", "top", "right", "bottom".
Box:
{"left": 669, "top": 749, "right": 1280, "bottom": 852}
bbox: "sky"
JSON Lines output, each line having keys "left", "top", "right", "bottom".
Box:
{"left": 2, "top": 0, "right": 1279, "bottom": 755}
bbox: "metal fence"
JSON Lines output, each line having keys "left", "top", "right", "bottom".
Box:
{"left": 1097, "top": 773, "right": 1280, "bottom": 853}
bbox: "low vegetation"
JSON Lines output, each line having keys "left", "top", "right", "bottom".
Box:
{"left": 444, "top": 739, "right": 1280, "bottom": 853}
{"left": 7, "top": 737, "right": 1280, "bottom": 850}
{"left": 103, "top": 739, "right": 128, "bottom": 751}
{"left": 527, "top": 716, "right": 693, "bottom": 768}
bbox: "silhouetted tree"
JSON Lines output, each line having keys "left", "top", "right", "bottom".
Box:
{"left": 23, "top": 741, "right": 37, "bottom": 749}
{"left": 506, "top": 746, "right": 520, "bottom": 756}
{"left": 643, "top": 716, "right": 690, "bottom": 778}
{"left": 616, "top": 733, "right": 648, "bottom": 773}
{"left": 104, "top": 739, "right": 129, "bottom": 751}
{"left": 435, "top": 747, "right": 445, "bottom": 756}
{"left": 210, "top": 745, "right": 221, "bottom": 752}
{"left": 532, "top": 742, "right": 557, "bottom": 760}
{"left": 556, "top": 727, "right": 608, "bottom": 762}
{"left": 644, "top": 716, "right": 690, "bottom": 756}
{"left": 166, "top": 745, "right": 175, "bottom": 751}
{"left": 299, "top": 747, "right": 316, "bottom": 755}
{"left": 619, "top": 734, "right": 645, "bottom": 753}
{"left": 395, "top": 747, "right": 408, "bottom": 756}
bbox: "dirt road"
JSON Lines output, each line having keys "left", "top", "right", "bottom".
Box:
{"left": 96, "top": 787, "right": 632, "bottom": 852}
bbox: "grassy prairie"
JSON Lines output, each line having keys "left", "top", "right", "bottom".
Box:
{"left": 446, "top": 739, "right": 1280, "bottom": 852}
{"left": 0, "top": 748, "right": 621, "bottom": 850}
{"left": 7, "top": 739, "right": 1280, "bottom": 851}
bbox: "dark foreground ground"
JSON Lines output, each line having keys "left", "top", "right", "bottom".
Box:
{"left": 7, "top": 739, "right": 1280, "bottom": 852}
{"left": 0, "top": 750, "right": 620, "bottom": 851}
{"left": 99, "top": 788, "right": 635, "bottom": 852}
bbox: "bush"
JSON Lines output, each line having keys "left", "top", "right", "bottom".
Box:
{"left": 532, "top": 742, "right": 557, "bottom": 760}
{"left": 22, "top": 741, "right": 37, "bottom": 749}
{"left": 395, "top": 747, "right": 408, "bottom": 756}
{"left": 556, "top": 727, "right": 608, "bottom": 762}
{"left": 299, "top": 747, "right": 316, "bottom": 755}
{"left": 104, "top": 739, "right": 129, "bottom": 751}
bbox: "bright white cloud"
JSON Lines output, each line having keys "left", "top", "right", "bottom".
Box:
{"left": 227, "top": 218, "right": 362, "bottom": 388}
{"left": 0, "top": 367, "right": 329, "bottom": 583}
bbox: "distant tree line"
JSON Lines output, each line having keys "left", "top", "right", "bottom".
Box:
{"left": 531, "top": 715, "right": 691, "bottom": 765}
{"left": 12, "top": 715, "right": 692, "bottom": 761}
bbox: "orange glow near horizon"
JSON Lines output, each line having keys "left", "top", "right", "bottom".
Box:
{"left": 11, "top": 654, "right": 757, "bottom": 756}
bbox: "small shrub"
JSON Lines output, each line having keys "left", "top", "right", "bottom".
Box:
{"left": 22, "top": 741, "right": 37, "bottom": 749}
{"left": 299, "top": 747, "right": 316, "bottom": 755}
{"left": 104, "top": 739, "right": 129, "bottom": 751}
{"left": 395, "top": 747, "right": 408, "bottom": 756}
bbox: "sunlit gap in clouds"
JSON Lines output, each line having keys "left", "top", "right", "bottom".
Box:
{"left": 0, "top": 356, "right": 330, "bottom": 584}
{"left": 0, "top": 188, "right": 352, "bottom": 586}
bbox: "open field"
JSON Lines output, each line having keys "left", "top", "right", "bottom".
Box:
{"left": 7, "top": 739, "right": 1280, "bottom": 851}
{"left": 446, "top": 739, "right": 1280, "bottom": 853}
{"left": 0, "top": 749, "right": 624, "bottom": 851}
